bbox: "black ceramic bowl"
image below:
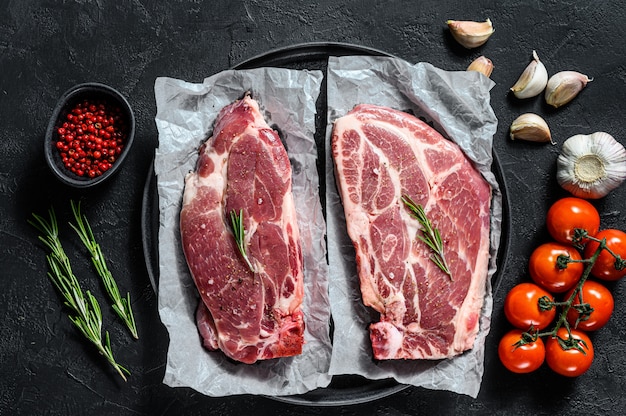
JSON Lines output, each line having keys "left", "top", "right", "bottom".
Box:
{"left": 45, "top": 82, "right": 135, "bottom": 188}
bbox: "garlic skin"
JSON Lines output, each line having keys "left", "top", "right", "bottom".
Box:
{"left": 467, "top": 56, "right": 494, "bottom": 77}
{"left": 510, "top": 113, "right": 553, "bottom": 144}
{"left": 557, "top": 132, "right": 626, "bottom": 199}
{"left": 545, "top": 71, "right": 592, "bottom": 108}
{"left": 510, "top": 51, "right": 548, "bottom": 99}
{"left": 447, "top": 19, "right": 494, "bottom": 49}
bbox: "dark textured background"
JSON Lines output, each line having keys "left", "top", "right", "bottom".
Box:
{"left": 2, "top": 1, "right": 626, "bottom": 415}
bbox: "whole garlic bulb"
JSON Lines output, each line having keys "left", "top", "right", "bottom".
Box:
{"left": 557, "top": 132, "right": 626, "bottom": 199}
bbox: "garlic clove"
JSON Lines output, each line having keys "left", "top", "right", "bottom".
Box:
{"left": 467, "top": 56, "right": 494, "bottom": 77}
{"left": 545, "top": 71, "right": 592, "bottom": 108}
{"left": 510, "top": 51, "right": 548, "bottom": 99}
{"left": 557, "top": 132, "right": 626, "bottom": 199}
{"left": 447, "top": 18, "right": 494, "bottom": 49}
{"left": 509, "top": 113, "right": 554, "bottom": 144}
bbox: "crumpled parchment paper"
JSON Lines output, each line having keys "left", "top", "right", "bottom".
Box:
{"left": 153, "top": 68, "right": 333, "bottom": 397}
{"left": 324, "top": 55, "right": 501, "bottom": 398}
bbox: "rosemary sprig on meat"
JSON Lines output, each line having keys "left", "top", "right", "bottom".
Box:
{"left": 29, "top": 208, "right": 129, "bottom": 381}
{"left": 230, "top": 209, "right": 255, "bottom": 273}
{"left": 402, "top": 195, "right": 453, "bottom": 280}
{"left": 69, "top": 200, "right": 138, "bottom": 339}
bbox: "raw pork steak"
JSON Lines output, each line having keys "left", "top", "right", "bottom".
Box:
{"left": 331, "top": 104, "right": 491, "bottom": 360}
{"left": 180, "top": 93, "right": 305, "bottom": 364}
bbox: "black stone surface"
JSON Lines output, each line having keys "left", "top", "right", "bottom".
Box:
{"left": 2, "top": 1, "right": 626, "bottom": 415}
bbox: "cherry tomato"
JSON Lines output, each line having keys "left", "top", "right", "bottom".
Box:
{"left": 498, "top": 329, "right": 545, "bottom": 374}
{"left": 546, "top": 197, "right": 600, "bottom": 245}
{"left": 529, "top": 242, "right": 584, "bottom": 293}
{"left": 566, "top": 280, "right": 614, "bottom": 331}
{"left": 545, "top": 328, "right": 594, "bottom": 377}
{"left": 504, "top": 283, "right": 556, "bottom": 330}
{"left": 584, "top": 229, "right": 626, "bottom": 281}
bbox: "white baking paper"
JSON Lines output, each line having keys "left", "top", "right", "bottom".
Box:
{"left": 325, "top": 56, "right": 501, "bottom": 398}
{"left": 153, "top": 68, "right": 332, "bottom": 397}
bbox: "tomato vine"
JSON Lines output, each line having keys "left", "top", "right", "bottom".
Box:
{"left": 499, "top": 197, "right": 625, "bottom": 377}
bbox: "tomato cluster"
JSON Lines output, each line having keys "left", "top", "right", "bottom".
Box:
{"left": 499, "top": 197, "right": 625, "bottom": 377}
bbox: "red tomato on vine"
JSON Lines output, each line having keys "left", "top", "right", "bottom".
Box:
{"left": 504, "top": 283, "right": 556, "bottom": 330}
{"left": 584, "top": 229, "right": 626, "bottom": 281}
{"left": 546, "top": 197, "right": 600, "bottom": 245}
{"left": 545, "top": 328, "right": 594, "bottom": 377}
{"left": 498, "top": 329, "right": 545, "bottom": 374}
{"left": 529, "top": 242, "right": 584, "bottom": 293}
{"left": 566, "top": 280, "right": 614, "bottom": 331}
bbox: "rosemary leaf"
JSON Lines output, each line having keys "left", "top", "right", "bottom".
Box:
{"left": 401, "top": 195, "right": 453, "bottom": 280}
{"left": 29, "top": 208, "right": 129, "bottom": 381}
{"left": 69, "top": 200, "right": 138, "bottom": 340}
{"left": 229, "top": 209, "right": 255, "bottom": 273}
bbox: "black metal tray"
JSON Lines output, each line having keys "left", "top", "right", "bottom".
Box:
{"left": 141, "top": 42, "right": 511, "bottom": 406}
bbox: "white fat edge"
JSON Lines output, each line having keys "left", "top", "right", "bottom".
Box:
{"left": 280, "top": 177, "right": 302, "bottom": 248}
{"left": 280, "top": 190, "right": 304, "bottom": 312}
{"left": 181, "top": 171, "right": 198, "bottom": 206}
{"left": 275, "top": 192, "right": 305, "bottom": 314}
{"left": 451, "top": 205, "right": 492, "bottom": 353}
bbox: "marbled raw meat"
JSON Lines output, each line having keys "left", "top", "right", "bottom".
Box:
{"left": 180, "top": 93, "right": 305, "bottom": 364}
{"left": 331, "top": 104, "right": 491, "bottom": 360}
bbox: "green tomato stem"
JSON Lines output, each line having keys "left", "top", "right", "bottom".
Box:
{"left": 533, "top": 237, "right": 606, "bottom": 341}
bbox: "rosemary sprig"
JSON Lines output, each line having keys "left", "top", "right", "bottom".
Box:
{"left": 402, "top": 195, "right": 453, "bottom": 280}
{"left": 69, "top": 200, "right": 138, "bottom": 339}
{"left": 29, "top": 208, "right": 129, "bottom": 381}
{"left": 229, "top": 209, "right": 255, "bottom": 273}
